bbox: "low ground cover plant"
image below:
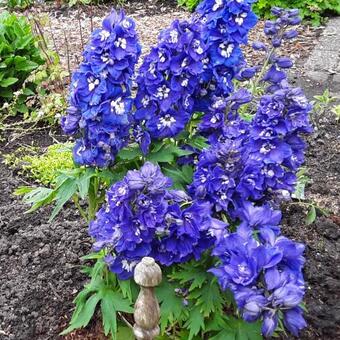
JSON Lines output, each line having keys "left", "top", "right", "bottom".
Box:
{"left": 4, "top": 143, "right": 74, "bottom": 185}
{"left": 20, "top": 1, "right": 314, "bottom": 338}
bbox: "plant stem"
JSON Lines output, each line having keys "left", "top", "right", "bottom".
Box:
{"left": 251, "top": 46, "right": 275, "bottom": 94}
{"left": 73, "top": 196, "right": 89, "bottom": 223}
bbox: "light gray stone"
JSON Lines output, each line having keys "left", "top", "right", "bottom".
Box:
{"left": 305, "top": 71, "right": 329, "bottom": 84}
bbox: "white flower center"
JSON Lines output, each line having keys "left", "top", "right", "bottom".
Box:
{"left": 181, "top": 79, "right": 189, "bottom": 87}
{"left": 181, "top": 57, "right": 188, "bottom": 68}
{"left": 158, "top": 114, "right": 176, "bottom": 128}
{"left": 169, "top": 30, "right": 178, "bottom": 43}
{"left": 260, "top": 143, "right": 275, "bottom": 154}
{"left": 99, "top": 30, "right": 110, "bottom": 41}
{"left": 213, "top": 0, "right": 223, "bottom": 11}
{"left": 115, "top": 37, "right": 127, "bottom": 49}
{"left": 141, "top": 96, "right": 150, "bottom": 107}
{"left": 121, "top": 19, "right": 131, "bottom": 29}
{"left": 111, "top": 97, "right": 125, "bottom": 115}
{"left": 121, "top": 259, "right": 138, "bottom": 272}
{"left": 193, "top": 39, "right": 204, "bottom": 54}
{"left": 155, "top": 85, "right": 170, "bottom": 99}
{"left": 219, "top": 43, "right": 234, "bottom": 58}
{"left": 88, "top": 77, "right": 100, "bottom": 92}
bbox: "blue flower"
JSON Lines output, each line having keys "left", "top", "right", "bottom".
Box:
{"left": 90, "top": 162, "right": 226, "bottom": 279}
{"left": 61, "top": 10, "right": 141, "bottom": 167}
{"left": 134, "top": 19, "right": 207, "bottom": 143}
{"left": 283, "top": 307, "right": 307, "bottom": 336}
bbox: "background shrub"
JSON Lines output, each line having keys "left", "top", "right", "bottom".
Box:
{"left": 0, "top": 11, "right": 44, "bottom": 110}
{"left": 253, "top": 0, "right": 340, "bottom": 26}
{"left": 177, "top": 0, "right": 340, "bottom": 25}
{"left": 177, "top": 0, "right": 200, "bottom": 11}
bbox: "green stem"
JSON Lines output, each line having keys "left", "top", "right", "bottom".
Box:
{"left": 251, "top": 46, "right": 275, "bottom": 95}
{"left": 88, "top": 177, "right": 98, "bottom": 221}
{"left": 73, "top": 196, "right": 89, "bottom": 223}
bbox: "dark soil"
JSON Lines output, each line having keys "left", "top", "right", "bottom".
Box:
{"left": 0, "top": 130, "right": 92, "bottom": 340}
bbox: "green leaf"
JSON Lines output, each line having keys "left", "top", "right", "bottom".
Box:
{"left": 61, "top": 292, "right": 101, "bottom": 335}
{"left": 19, "top": 186, "right": 55, "bottom": 213}
{"left": 214, "top": 318, "right": 263, "bottom": 340}
{"left": 14, "top": 56, "right": 38, "bottom": 72}
{"left": 186, "top": 136, "right": 209, "bottom": 150}
{"left": 169, "top": 265, "right": 209, "bottom": 292}
{"left": 101, "top": 295, "right": 117, "bottom": 336}
{"left": 116, "top": 325, "right": 134, "bottom": 340}
{"left": 108, "top": 290, "right": 134, "bottom": 314}
{"left": 118, "top": 279, "right": 133, "bottom": 302}
{"left": 191, "top": 280, "right": 224, "bottom": 317}
{"left": 306, "top": 205, "right": 316, "bottom": 225}
{"left": 49, "top": 178, "right": 78, "bottom": 221}
{"left": 77, "top": 168, "right": 95, "bottom": 199}
{"left": 167, "top": 144, "right": 194, "bottom": 157}
{"left": 184, "top": 306, "right": 205, "bottom": 340}
{"left": 211, "top": 330, "right": 236, "bottom": 340}
{"left": 117, "top": 146, "right": 142, "bottom": 160}
{"left": 156, "top": 279, "right": 185, "bottom": 331}
{"left": 0, "top": 77, "right": 18, "bottom": 87}
{"left": 21, "top": 87, "right": 35, "bottom": 96}
{"left": 81, "top": 251, "right": 105, "bottom": 261}
{"left": 147, "top": 147, "right": 175, "bottom": 163}
{"left": 182, "top": 165, "right": 193, "bottom": 183}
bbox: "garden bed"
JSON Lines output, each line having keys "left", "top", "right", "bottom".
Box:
{"left": 0, "top": 94, "right": 339, "bottom": 340}
{"left": 1, "top": 1, "right": 339, "bottom": 339}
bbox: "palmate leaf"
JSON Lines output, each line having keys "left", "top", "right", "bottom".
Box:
{"left": 116, "top": 325, "right": 134, "bottom": 340}
{"left": 100, "top": 288, "right": 134, "bottom": 337}
{"left": 49, "top": 178, "right": 78, "bottom": 221}
{"left": 184, "top": 306, "right": 205, "bottom": 340}
{"left": 147, "top": 143, "right": 193, "bottom": 164}
{"left": 169, "top": 265, "right": 210, "bottom": 291}
{"left": 210, "top": 317, "right": 263, "bottom": 340}
{"left": 61, "top": 273, "right": 133, "bottom": 338}
{"left": 194, "top": 280, "right": 224, "bottom": 317}
{"left": 61, "top": 292, "right": 101, "bottom": 335}
{"left": 156, "top": 279, "right": 185, "bottom": 332}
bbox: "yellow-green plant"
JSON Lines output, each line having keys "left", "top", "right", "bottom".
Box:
{"left": 4, "top": 143, "right": 74, "bottom": 186}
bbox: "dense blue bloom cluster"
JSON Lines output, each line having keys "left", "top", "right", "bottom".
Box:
{"left": 190, "top": 85, "right": 312, "bottom": 220}
{"left": 134, "top": 19, "right": 209, "bottom": 151}
{"left": 133, "top": 0, "right": 257, "bottom": 152}
{"left": 89, "top": 162, "right": 226, "bottom": 279}
{"left": 211, "top": 215, "right": 306, "bottom": 337}
{"left": 61, "top": 10, "right": 141, "bottom": 167}
{"left": 75, "top": 3, "right": 312, "bottom": 337}
{"left": 195, "top": 0, "right": 257, "bottom": 112}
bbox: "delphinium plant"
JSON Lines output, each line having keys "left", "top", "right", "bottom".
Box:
{"left": 20, "top": 2, "right": 313, "bottom": 339}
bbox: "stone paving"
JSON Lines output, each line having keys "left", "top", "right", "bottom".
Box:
{"left": 303, "top": 17, "right": 340, "bottom": 97}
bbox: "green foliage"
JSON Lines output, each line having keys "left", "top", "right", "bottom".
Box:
{"left": 16, "top": 166, "right": 116, "bottom": 222}
{"left": 4, "top": 143, "right": 74, "bottom": 186}
{"left": 177, "top": 0, "right": 200, "bottom": 11}
{"left": 61, "top": 252, "right": 135, "bottom": 339}
{"left": 153, "top": 256, "right": 262, "bottom": 339}
{"left": 253, "top": 0, "right": 340, "bottom": 25}
{"left": 177, "top": 0, "right": 340, "bottom": 24}
{"left": 332, "top": 105, "right": 340, "bottom": 122}
{"left": 0, "top": 11, "right": 44, "bottom": 107}
{"left": 0, "top": 0, "right": 32, "bottom": 9}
